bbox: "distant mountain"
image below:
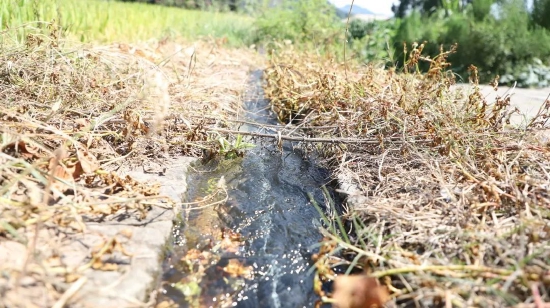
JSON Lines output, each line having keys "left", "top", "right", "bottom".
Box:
{"left": 337, "top": 4, "right": 375, "bottom": 16}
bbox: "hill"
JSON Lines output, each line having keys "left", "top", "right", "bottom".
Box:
{"left": 337, "top": 4, "right": 374, "bottom": 16}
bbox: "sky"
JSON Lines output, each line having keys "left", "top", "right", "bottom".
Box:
{"left": 329, "top": 0, "right": 535, "bottom": 17}
{"left": 328, "top": 0, "right": 397, "bottom": 16}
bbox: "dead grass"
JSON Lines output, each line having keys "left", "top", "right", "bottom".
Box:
{"left": 263, "top": 44, "right": 550, "bottom": 307}
{"left": 0, "top": 23, "right": 261, "bottom": 307}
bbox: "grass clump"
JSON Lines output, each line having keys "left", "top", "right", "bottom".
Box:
{"left": 263, "top": 44, "right": 550, "bottom": 306}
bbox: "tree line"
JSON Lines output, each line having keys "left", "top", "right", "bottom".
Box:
{"left": 116, "top": 0, "right": 266, "bottom": 12}
{"left": 385, "top": 0, "right": 550, "bottom": 86}
{"left": 118, "top": 0, "right": 550, "bottom": 87}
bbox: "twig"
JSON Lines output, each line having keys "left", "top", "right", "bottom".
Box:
{"left": 370, "top": 264, "right": 513, "bottom": 279}
{"left": 207, "top": 127, "right": 431, "bottom": 145}
{"left": 195, "top": 115, "right": 339, "bottom": 130}
{"left": 526, "top": 93, "right": 550, "bottom": 128}
{"left": 377, "top": 150, "right": 388, "bottom": 182}
{"left": 51, "top": 276, "right": 88, "bottom": 308}
{"left": 181, "top": 193, "right": 228, "bottom": 211}
{"left": 342, "top": 0, "right": 355, "bottom": 81}
{"left": 177, "top": 187, "right": 228, "bottom": 211}
{"left": 531, "top": 282, "right": 550, "bottom": 308}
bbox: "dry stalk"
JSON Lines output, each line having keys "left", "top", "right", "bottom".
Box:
{"left": 264, "top": 46, "right": 550, "bottom": 307}
{"left": 0, "top": 24, "right": 260, "bottom": 308}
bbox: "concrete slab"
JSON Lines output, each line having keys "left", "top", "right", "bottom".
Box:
{"left": 69, "top": 156, "right": 197, "bottom": 308}
{"left": 455, "top": 84, "right": 550, "bottom": 126}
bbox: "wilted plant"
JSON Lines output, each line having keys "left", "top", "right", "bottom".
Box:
{"left": 264, "top": 42, "right": 550, "bottom": 307}
{"left": 0, "top": 19, "right": 258, "bottom": 306}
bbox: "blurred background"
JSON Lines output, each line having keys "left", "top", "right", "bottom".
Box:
{"left": 121, "top": 0, "right": 550, "bottom": 87}
{"left": 3, "top": 0, "right": 550, "bottom": 86}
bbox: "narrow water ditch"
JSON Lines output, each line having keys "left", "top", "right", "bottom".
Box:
{"left": 157, "top": 71, "right": 341, "bottom": 308}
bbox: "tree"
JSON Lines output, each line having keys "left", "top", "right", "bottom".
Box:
{"left": 470, "top": 0, "right": 494, "bottom": 21}
{"left": 532, "top": 0, "right": 550, "bottom": 30}
{"left": 391, "top": 0, "right": 472, "bottom": 18}
{"left": 116, "top": 0, "right": 246, "bottom": 12}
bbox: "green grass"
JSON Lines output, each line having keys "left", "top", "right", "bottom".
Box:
{"left": 1, "top": 0, "right": 253, "bottom": 44}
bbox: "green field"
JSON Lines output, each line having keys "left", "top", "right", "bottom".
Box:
{"left": 1, "top": 0, "right": 253, "bottom": 44}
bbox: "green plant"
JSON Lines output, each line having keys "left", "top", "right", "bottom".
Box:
{"left": 347, "top": 19, "right": 399, "bottom": 64}
{"left": 1, "top": 0, "right": 254, "bottom": 44}
{"left": 392, "top": 11, "right": 445, "bottom": 69}
{"left": 348, "top": 19, "right": 370, "bottom": 40}
{"left": 391, "top": 0, "right": 550, "bottom": 85}
{"left": 532, "top": 0, "right": 550, "bottom": 30}
{"left": 251, "top": 0, "right": 342, "bottom": 47}
{"left": 217, "top": 134, "right": 255, "bottom": 159}
{"left": 470, "top": 0, "right": 494, "bottom": 21}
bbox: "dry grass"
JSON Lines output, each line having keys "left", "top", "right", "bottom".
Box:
{"left": 0, "top": 24, "right": 261, "bottom": 307}
{"left": 263, "top": 44, "right": 550, "bottom": 307}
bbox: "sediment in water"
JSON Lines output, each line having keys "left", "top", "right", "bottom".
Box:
{"left": 157, "top": 71, "right": 344, "bottom": 307}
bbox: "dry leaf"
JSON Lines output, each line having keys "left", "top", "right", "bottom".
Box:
{"left": 91, "top": 204, "right": 113, "bottom": 215}
{"left": 3, "top": 140, "right": 41, "bottom": 159}
{"left": 48, "top": 146, "right": 73, "bottom": 194}
{"left": 92, "top": 237, "right": 132, "bottom": 257}
{"left": 123, "top": 109, "right": 149, "bottom": 137}
{"left": 118, "top": 43, "right": 129, "bottom": 52}
{"left": 222, "top": 259, "right": 253, "bottom": 279}
{"left": 45, "top": 256, "right": 63, "bottom": 267}
{"left": 92, "top": 259, "right": 119, "bottom": 271}
{"left": 182, "top": 249, "right": 201, "bottom": 261}
{"left": 73, "top": 118, "right": 90, "bottom": 129}
{"left": 65, "top": 273, "right": 81, "bottom": 283}
{"left": 156, "top": 300, "right": 178, "bottom": 308}
{"left": 332, "top": 274, "right": 390, "bottom": 308}
{"left": 74, "top": 149, "right": 99, "bottom": 178}
{"left": 219, "top": 228, "right": 243, "bottom": 253}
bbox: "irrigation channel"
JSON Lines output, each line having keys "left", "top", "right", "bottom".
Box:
{"left": 157, "top": 71, "right": 342, "bottom": 307}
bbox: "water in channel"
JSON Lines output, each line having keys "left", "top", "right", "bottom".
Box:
{"left": 159, "top": 71, "right": 339, "bottom": 308}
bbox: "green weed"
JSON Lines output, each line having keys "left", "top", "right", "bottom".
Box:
{"left": 217, "top": 134, "right": 255, "bottom": 159}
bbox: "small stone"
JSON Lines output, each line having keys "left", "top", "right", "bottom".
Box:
{"left": 19, "top": 276, "right": 36, "bottom": 287}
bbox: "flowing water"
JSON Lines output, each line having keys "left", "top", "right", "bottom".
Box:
{"left": 158, "top": 71, "right": 338, "bottom": 308}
